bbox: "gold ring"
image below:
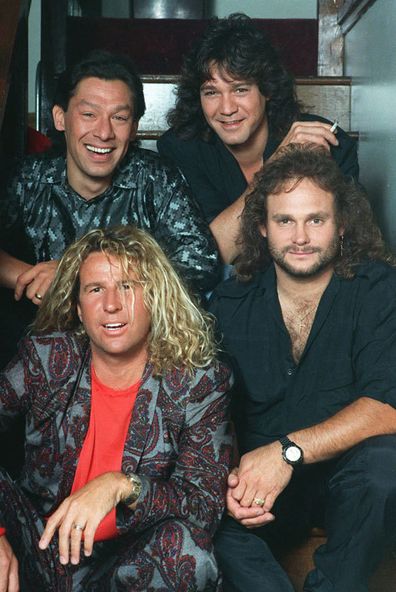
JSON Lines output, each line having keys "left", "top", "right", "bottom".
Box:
{"left": 72, "top": 523, "right": 84, "bottom": 531}
{"left": 35, "top": 293, "right": 43, "bottom": 300}
{"left": 253, "top": 497, "right": 265, "bottom": 507}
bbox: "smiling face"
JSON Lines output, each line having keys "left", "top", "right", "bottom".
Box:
{"left": 200, "top": 64, "right": 268, "bottom": 151}
{"left": 260, "top": 177, "right": 343, "bottom": 280}
{"left": 77, "top": 251, "right": 150, "bottom": 367}
{"left": 52, "top": 77, "right": 138, "bottom": 199}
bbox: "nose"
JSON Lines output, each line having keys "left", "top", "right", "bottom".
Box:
{"left": 219, "top": 93, "right": 238, "bottom": 116}
{"left": 103, "top": 287, "right": 122, "bottom": 312}
{"left": 292, "top": 223, "right": 310, "bottom": 245}
{"left": 94, "top": 116, "right": 115, "bottom": 141}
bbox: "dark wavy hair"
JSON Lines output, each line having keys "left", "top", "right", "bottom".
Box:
{"left": 167, "top": 13, "right": 300, "bottom": 142}
{"left": 235, "top": 144, "right": 394, "bottom": 281}
{"left": 54, "top": 50, "right": 146, "bottom": 121}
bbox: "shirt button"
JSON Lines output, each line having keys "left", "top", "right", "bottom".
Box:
{"left": 287, "top": 368, "right": 294, "bottom": 376}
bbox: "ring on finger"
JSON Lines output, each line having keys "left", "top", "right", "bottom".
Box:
{"left": 72, "top": 523, "right": 84, "bottom": 531}
{"left": 253, "top": 497, "right": 266, "bottom": 507}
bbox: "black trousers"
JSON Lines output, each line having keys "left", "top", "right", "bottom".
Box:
{"left": 215, "top": 435, "right": 396, "bottom": 592}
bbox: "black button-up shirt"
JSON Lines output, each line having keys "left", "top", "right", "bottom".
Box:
{"left": 209, "top": 262, "right": 396, "bottom": 454}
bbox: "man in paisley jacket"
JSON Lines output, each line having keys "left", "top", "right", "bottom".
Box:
{"left": 0, "top": 225, "right": 232, "bottom": 591}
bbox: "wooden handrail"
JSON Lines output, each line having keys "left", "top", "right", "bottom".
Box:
{"left": 338, "top": 0, "right": 378, "bottom": 35}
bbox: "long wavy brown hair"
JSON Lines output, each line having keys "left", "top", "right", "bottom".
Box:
{"left": 34, "top": 226, "right": 217, "bottom": 375}
{"left": 167, "top": 13, "right": 300, "bottom": 142}
{"left": 235, "top": 144, "right": 395, "bottom": 281}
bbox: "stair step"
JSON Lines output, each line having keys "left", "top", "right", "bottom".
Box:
{"left": 138, "top": 76, "right": 354, "bottom": 150}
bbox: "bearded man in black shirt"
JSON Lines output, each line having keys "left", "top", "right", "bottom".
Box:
{"left": 210, "top": 144, "right": 396, "bottom": 592}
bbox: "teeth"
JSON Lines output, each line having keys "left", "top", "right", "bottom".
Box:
{"left": 105, "top": 323, "right": 124, "bottom": 329}
{"left": 86, "top": 145, "right": 112, "bottom": 154}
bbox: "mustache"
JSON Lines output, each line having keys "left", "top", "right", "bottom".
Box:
{"left": 282, "top": 246, "right": 322, "bottom": 254}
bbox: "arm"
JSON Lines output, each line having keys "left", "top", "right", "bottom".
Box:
{"left": 229, "top": 397, "right": 396, "bottom": 528}
{"left": 117, "top": 364, "right": 233, "bottom": 535}
{"left": 154, "top": 168, "right": 220, "bottom": 293}
{"left": 0, "top": 250, "right": 58, "bottom": 305}
{"left": 0, "top": 250, "right": 31, "bottom": 290}
{"left": 39, "top": 364, "right": 233, "bottom": 564}
{"left": 0, "top": 162, "right": 59, "bottom": 304}
{"left": 0, "top": 535, "right": 19, "bottom": 592}
{"left": 230, "top": 266, "right": 396, "bottom": 526}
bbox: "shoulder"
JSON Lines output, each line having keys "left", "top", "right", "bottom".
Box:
{"left": 158, "top": 128, "right": 219, "bottom": 161}
{"left": 20, "top": 331, "right": 87, "bottom": 380}
{"left": 211, "top": 272, "right": 266, "bottom": 302}
{"left": 116, "top": 145, "right": 187, "bottom": 185}
{"left": 209, "top": 272, "right": 269, "bottom": 324}
{"left": 9, "top": 154, "right": 65, "bottom": 186}
{"left": 353, "top": 260, "right": 396, "bottom": 291}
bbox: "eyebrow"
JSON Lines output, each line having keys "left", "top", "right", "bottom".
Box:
{"left": 272, "top": 211, "right": 331, "bottom": 220}
{"left": 78, "top": 99, "right": 132, "bottom": 112}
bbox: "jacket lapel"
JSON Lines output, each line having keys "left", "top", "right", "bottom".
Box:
{"left": 122, "top": 362, "right": 161, "bottom": 473}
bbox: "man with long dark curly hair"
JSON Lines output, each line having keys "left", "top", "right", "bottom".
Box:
{"left": 209, "top": 144, "right": 396, "bottom": 591}
{"left": 158, "top": 13, "right": 359, "bottom": 264}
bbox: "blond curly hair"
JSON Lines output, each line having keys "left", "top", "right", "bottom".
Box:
{"left": 33, "top": 226, "right": 217, "bottom": 374}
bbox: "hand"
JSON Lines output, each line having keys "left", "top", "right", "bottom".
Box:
{"left": 14, "top": 260, "right": 59, "bottom": 305}
{"left": 39, "top": 472, "right": 131, "bottom": 565}
{"left": 276, "top": 120, "right": 339, "bottom": 153}
{"left": 226, "top": 470, "right": 275, "bottom": 529}
{"left": 230, "top": 443, "right": 293, "bottom": 514}
{"left": 0, "top": 535, "right": 19, "bottom": 592}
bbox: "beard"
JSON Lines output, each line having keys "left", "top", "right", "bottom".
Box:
{"left": 268, "top": 234, "right": 340, "bottom": 279}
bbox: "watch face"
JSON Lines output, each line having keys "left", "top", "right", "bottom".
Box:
{"left": 285, "top": 445, "right": 302, "bottom": 462}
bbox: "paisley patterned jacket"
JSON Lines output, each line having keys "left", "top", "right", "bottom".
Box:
{"left": 0, "top": 332, "right": 233, "bottom": 537}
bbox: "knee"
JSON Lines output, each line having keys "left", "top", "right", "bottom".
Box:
{"left": 112, "top": 519, "right": 219, "bottom": 591}
{"left": 333, "top": 434, "right": 396, "bottom": 498}
{"left": 162, "top": 520, "right": 218, "bottom": 589}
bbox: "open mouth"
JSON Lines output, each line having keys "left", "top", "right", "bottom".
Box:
{"left": 86, "top": 145, "right": 113, "bottom": 154}
{"left": 103, "top": 323, "right": 126, "bottom": 330}
{"left": 218, "top": 119, "right": 244, "bottom": 127}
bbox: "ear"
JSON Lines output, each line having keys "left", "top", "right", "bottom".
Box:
{"left": 52, "top": 105, "right": 66, "bottom": 132}
{"left": 259, "top": 224, "right": 267, "bottom": 238}
{"left": 77, "top": 303, "right": 82, "bottom": 323}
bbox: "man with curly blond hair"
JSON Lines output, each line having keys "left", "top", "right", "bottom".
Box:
{"left": 0, "top": 225, "right": 232, "bottom": 591}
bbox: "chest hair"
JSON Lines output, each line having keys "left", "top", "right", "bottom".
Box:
{"left": 280, "top": 298, "right": 320, "bottom": 363}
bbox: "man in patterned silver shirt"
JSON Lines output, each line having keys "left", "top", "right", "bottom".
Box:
{"left": 0, "top": 50, "right": 219, "bottom": 370}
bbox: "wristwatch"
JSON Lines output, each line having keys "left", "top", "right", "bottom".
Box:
{"left": 123, "top": 472, "right": 142, "bottom": 506}
{"left": 279, "top": 436, "right": 304, "bottom": 466}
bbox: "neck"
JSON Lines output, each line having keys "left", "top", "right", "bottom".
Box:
{"left": 275, "top": 264, "right": 334, "bottom": 302}
{"left": 67, "top": 165, "right": 112, "bottom": 201}
{"left": 225, "top": 119, "right": 269, "bottom": 183}
{"left": 91, "top": 350, "right": 148, "bottom": 389}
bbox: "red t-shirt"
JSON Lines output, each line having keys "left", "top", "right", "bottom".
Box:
{"left": 68, "top": 366, "right": 140, "bottom": 541}
{"left": 0, "top": 367, "right": 140, "bottom": 540}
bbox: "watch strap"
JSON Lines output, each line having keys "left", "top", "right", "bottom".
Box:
{"left": 123, "top": 472, "right": 142, "bottom": 506}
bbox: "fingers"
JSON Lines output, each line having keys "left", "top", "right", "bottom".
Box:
{"left": 240, "top": 512, "right": 275, "bottom": 529}
{"left": 69, "top": 522, "right": 86, "bottom": 565}
{"left": 227, "top": 492, "right": 275, "bottom": 529}
{"left": 14, "top": 261, "right": 58, "bottom": 303}
{"left": 282, "top": 121, "right": 340, "bottom": 150}
{"left": 0, "top": 536, "right": 19, "bottom": 592}
{"left": 8, "top": 554, "right": 19, "bottom": 592}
